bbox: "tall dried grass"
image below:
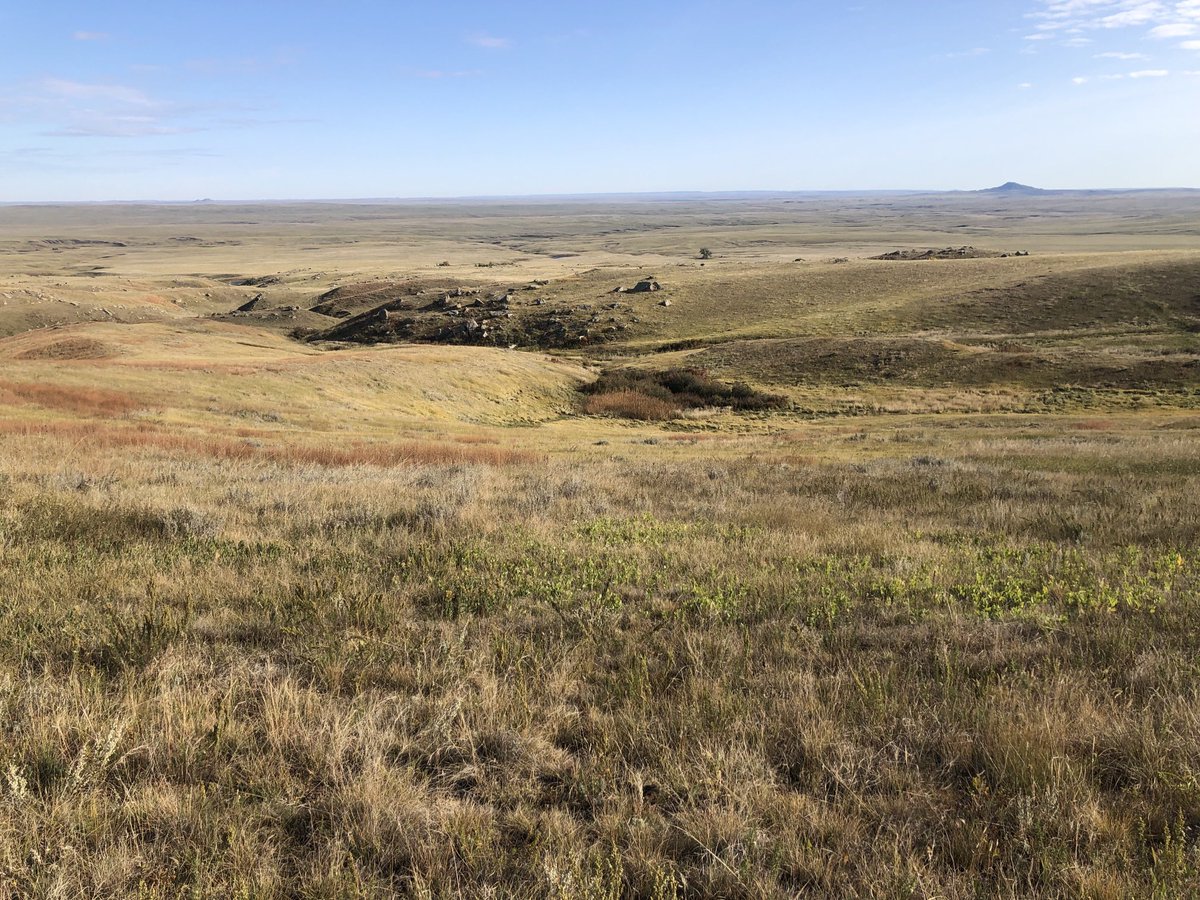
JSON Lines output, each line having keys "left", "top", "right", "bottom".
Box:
{"left": 584, "top": 390, "right": 677, "bottom": 421}
{"left": 0, "top": 379, "right": 142, "bottom": 416}
{"left": 0, "top": 419, "right": 539, "bottom": 467}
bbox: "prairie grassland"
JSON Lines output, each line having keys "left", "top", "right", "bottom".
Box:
{"left": 1, "top": 196, "right": 1199, "bottom": 898}
{"left": 1, "top": 409, "right": 1198, "bottom": 899}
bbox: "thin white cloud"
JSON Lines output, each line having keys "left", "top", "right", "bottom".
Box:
{"left": 1019, "top": 81, "right": 1036, "bottom": 88}
{"left": 1028, "top": 1, "right": 1198, "bottom": 80}
{"left": 0, "top": 77, "right": 220, "bottom": 138}
{"left": 467, "top": 33, "right": 512, "bottom": 50}
{"left": 42, "top": 78, "right": 157, "bottom": 109}
{"left": 0, "top": 144, "right": 221, "bottom": 179}
{"left": 1029, "top": 1, "right": 1200, "bottom": 34}
{"left": 1150, "top": 22, "right": 1198, "bottom": 35}
{"left": 1101, "top": 4, "right": 1166, "bottom": 28}
{"left": 48, "top": 119, "right": 197, "bottom": 138}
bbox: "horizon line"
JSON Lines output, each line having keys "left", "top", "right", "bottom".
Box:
{"left": 3, "top": 185, "right": 1200, "bottom": 205}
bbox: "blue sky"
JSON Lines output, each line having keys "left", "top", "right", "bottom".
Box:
{"left": 1, "top": 1, "right": 1198, "bottom": 200}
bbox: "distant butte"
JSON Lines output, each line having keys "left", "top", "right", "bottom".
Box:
{"left": 980, "top": 182, "right": 1047, "bottom": 194}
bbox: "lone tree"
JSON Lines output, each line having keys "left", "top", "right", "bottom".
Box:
{"left": 699, "top": 247, "right": 713, "bottom": 260}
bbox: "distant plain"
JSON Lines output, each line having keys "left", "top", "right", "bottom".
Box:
{"left": 1, "top": 190, "right": 1198, "bottom": 898}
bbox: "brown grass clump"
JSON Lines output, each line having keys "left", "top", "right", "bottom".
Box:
{"left": 584, "top": 389, "right": 678, "bottom": 421}
{"left": 453, "top": 433, "right": 500, "bottom": 445}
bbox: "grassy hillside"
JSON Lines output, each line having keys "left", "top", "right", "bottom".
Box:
{"left": 1, "top": 411, "right": 1198, "bottom": 898}
{"left": 0, "top": 322, "right": 589, "bottom": 441}
{"left": 0, "top": 197, "right": 1198, "bottom": 898}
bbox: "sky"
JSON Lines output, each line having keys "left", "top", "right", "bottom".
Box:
{"left": 0, "top": 0, "right": 1198, "bottom": 200}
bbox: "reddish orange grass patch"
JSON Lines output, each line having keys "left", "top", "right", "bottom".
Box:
{"left": 584, "top": 390, "right": 676, "bottom": 421}
{"left": 0, "top": 380, "right": 143, "bottom": 416}
{"left": 0, "top": 419, "right": 539, "bottom": 467}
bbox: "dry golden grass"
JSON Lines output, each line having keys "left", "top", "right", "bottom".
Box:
{"left": 0, "top": 412, "right": 1197, "bottom": 898}
{"left": 0, "top": 197, "right": 1198, "bottom": 897}
{"left": 0, "top": 419, "right": 538, "bottom": 468}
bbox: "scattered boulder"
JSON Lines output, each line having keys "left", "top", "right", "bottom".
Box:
{"left": 615, "top": 278, "right": 662, "bottom": 294}
{"left": 871, "top": 247, "right": 1019, "bottom": 261}
{"left": 301, "top": 276, "right": 639, "bottom": 350}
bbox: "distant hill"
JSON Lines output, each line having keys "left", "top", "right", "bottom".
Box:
{"left": 980, "top": 182, "right": 1048, "bottom": 195}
